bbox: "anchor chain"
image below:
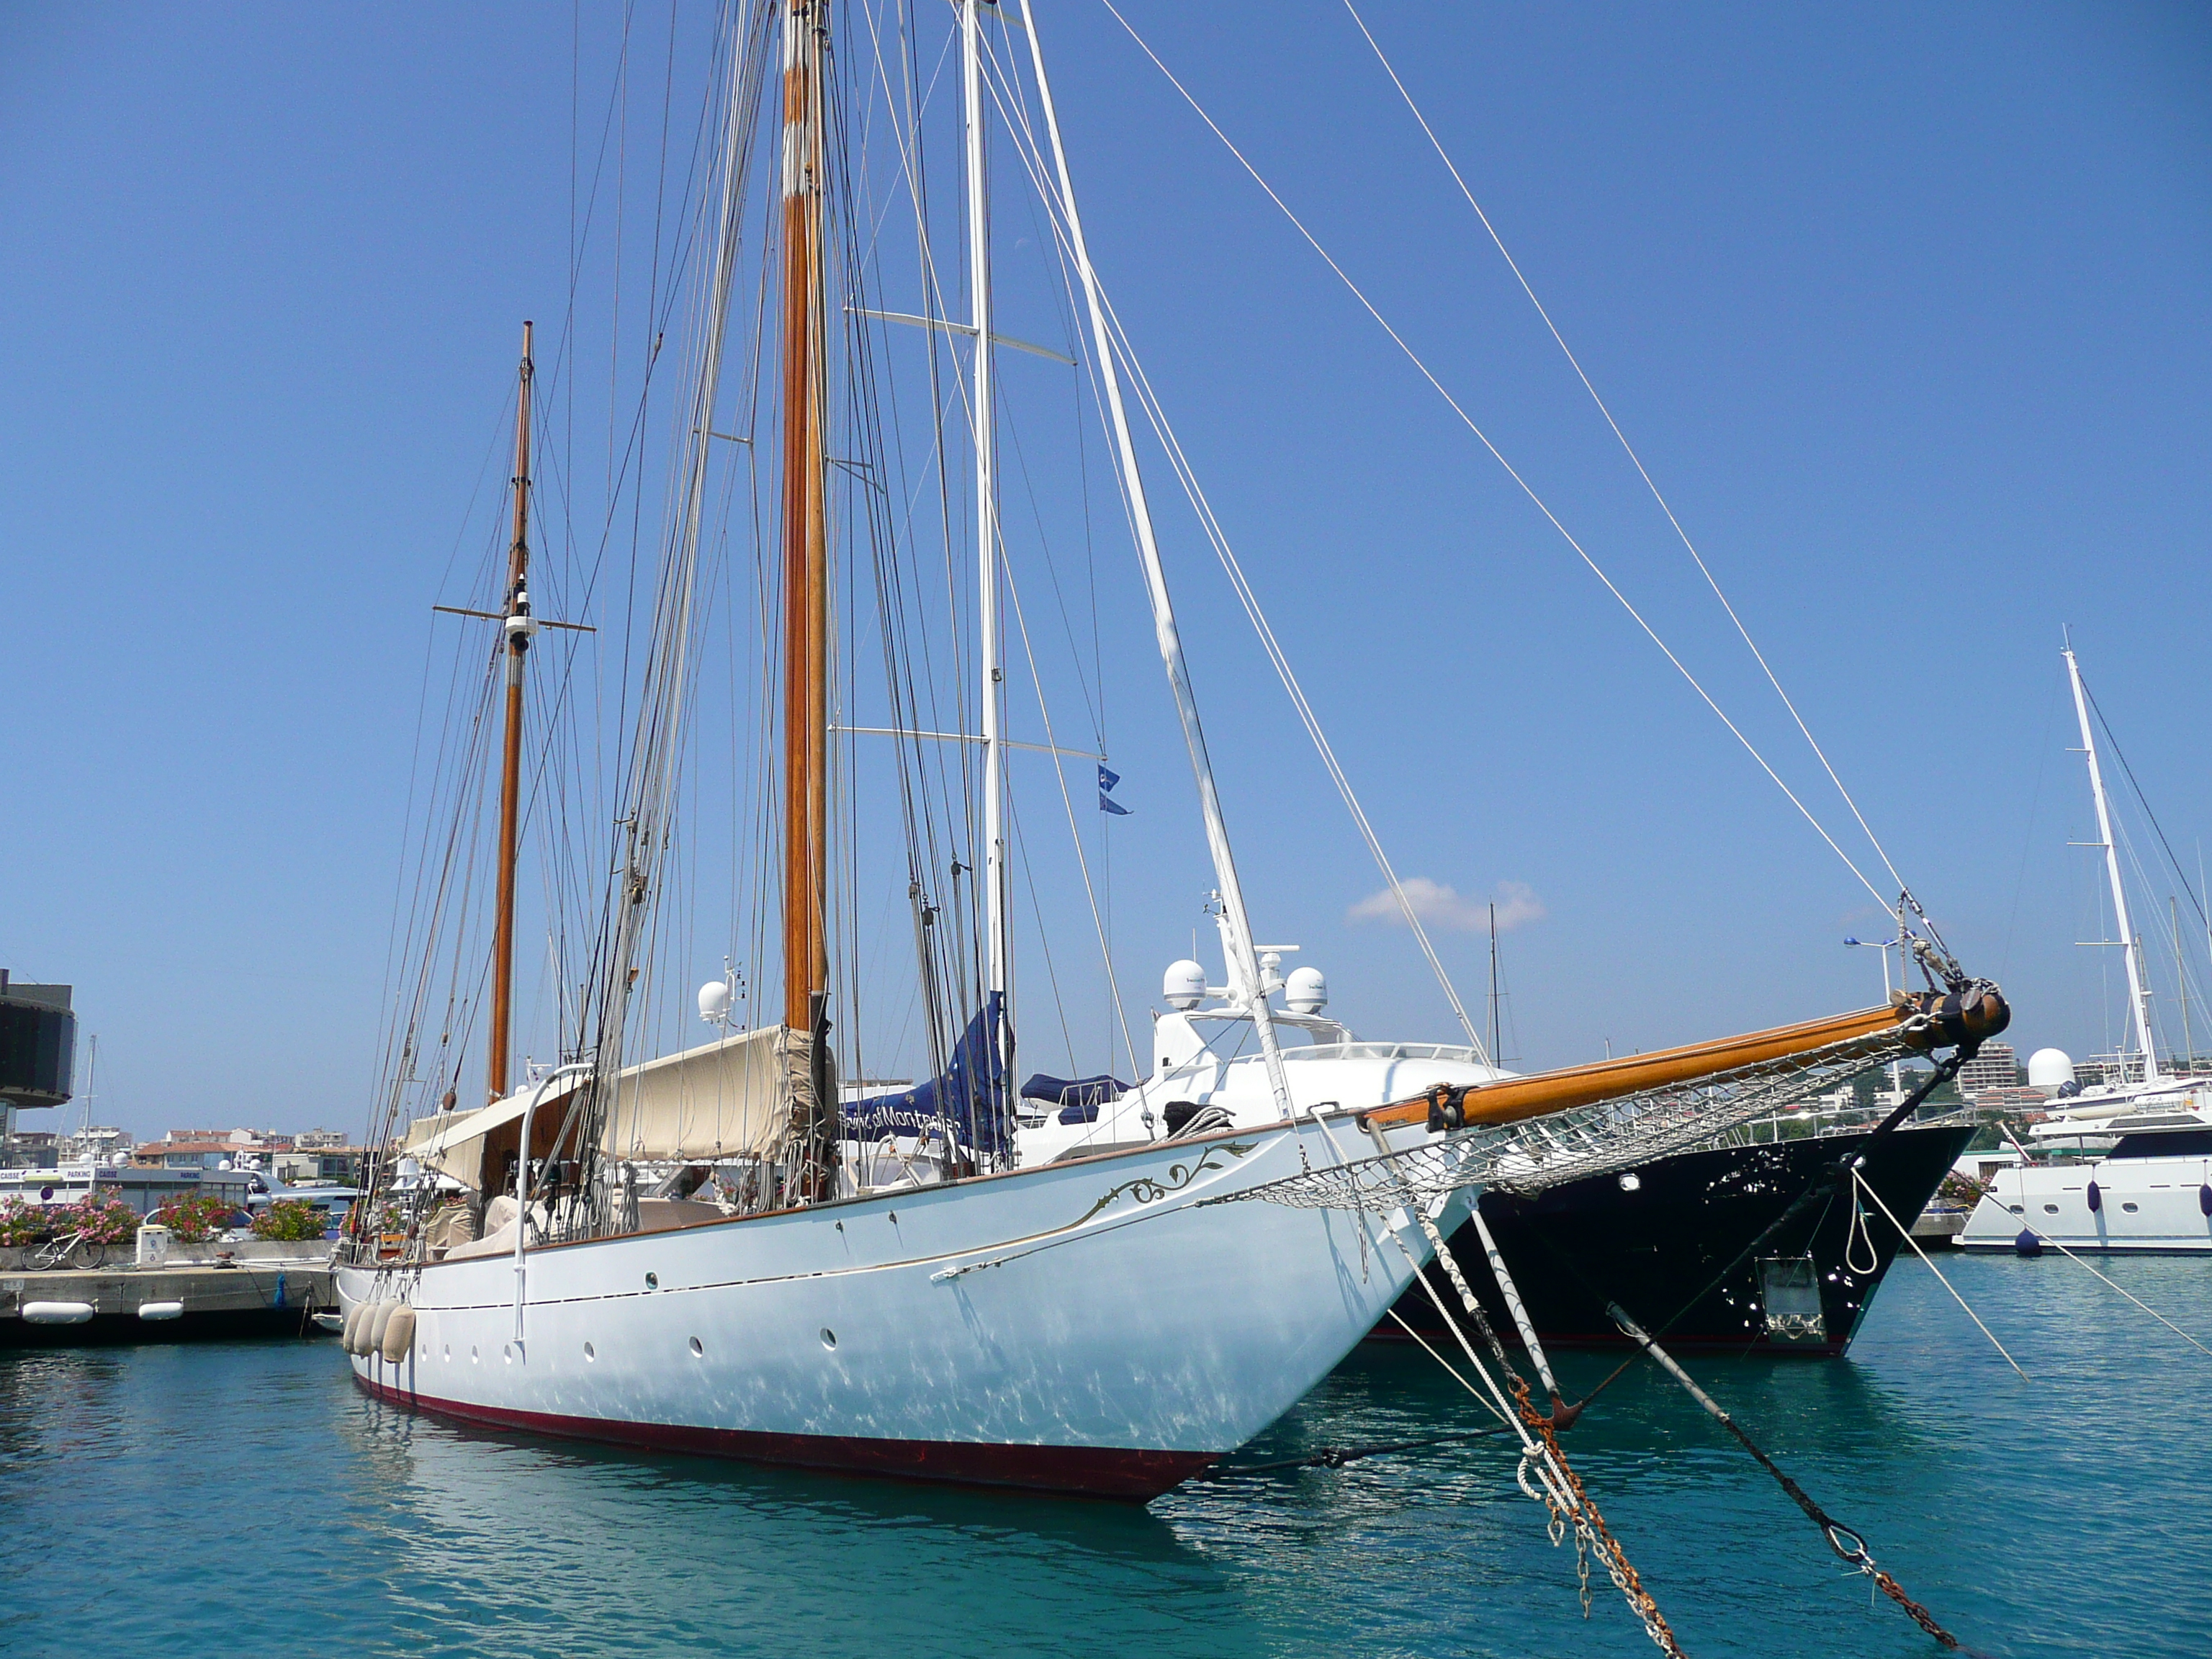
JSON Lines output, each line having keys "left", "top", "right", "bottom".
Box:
{"left": 1406, "top": 1195, "right": 1684, "bottom": 1655}
{"left": 1509, "top": 1370, "right": 1686, "bottom": 1658}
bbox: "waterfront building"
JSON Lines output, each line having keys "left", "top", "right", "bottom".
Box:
{"left": 274, "top": 1146, "right": 364, "bottom": 1184}
{"left": 0, "top": 974, "right": 75, "bottom": 1168}
{"left": 1956, "top": 1041, "right": 2023, "bottom": 1102}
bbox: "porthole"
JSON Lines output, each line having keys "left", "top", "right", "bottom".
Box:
{"left": 820, "top": 1327, "right": 838, "bottom": 1350}
{"left": 2121, "top": 1202, "right": 2140, "bottom": 1213}
{"left": 470, "top": 1346, "right": 480, "bottom": 1364}
{"left": 2043, "top": 1204, "right": 2059, "bottom": 1215}
{"left": 689, "top": 1336, "right": 704, "bottom": 1358}
{"left": 503, "top": 1343, "right": 516, "bottom": 1364}
{"left": 645, "top": 1272, "right": 659, "bottom": 1290}
{"left": 443, "top": 1344, "right": 451, "bottom": 1361}
{"left": 1617, "top": 1173, "right": 1642, "bottom": 1192}
{"left": 2008, "top": 1205, "right": 2023, "bottom": 1215}
{"left": 584, "top": 1341, "right": 596, "bottom": 1362}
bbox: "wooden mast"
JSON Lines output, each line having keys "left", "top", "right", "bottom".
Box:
{"left": 488, "top": 320, "right": 535, "bottom": 1105}
{"left": 778, "top": 1, "right": 830, "bottom": 1179}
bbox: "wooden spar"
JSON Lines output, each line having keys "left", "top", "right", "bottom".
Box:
{"left": 778, "top": 7, "right": 829, "bottom": 1046}
{"left": 1362, "top": 1002, "right": 1912, "bottom": 1133}
{"left": 487, "top": 320, "right": 535, "bottom": 1105}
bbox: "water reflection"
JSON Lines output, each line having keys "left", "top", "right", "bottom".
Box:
{"left": 4, "top": 1261, "right": 2208, "bottom": 1658}
{"left": 334, "top": 1367, "right": 1258, "bottom": 1659}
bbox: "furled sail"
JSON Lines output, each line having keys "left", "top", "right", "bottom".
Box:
{"left": 601, "top": 1023, "right": 808, "bottom": 1164}
{"left": 843, "top": 994, "right": 1010, "bottom": 1156}
{"left": 409, "top": 1025, "right": 808, "bottom": 1185}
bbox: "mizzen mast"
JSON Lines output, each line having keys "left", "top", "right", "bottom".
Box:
{"left": 487, "top": 320, "right": 535, "bottom": 1105}
{"left": 779, "top": 3, "right": 831, "bottom": 1089}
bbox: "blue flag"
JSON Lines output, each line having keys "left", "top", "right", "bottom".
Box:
{"left": 1097, "top": 762, "right": 1129, "bottom": 815}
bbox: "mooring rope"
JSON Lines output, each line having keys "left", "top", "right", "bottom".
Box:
{"left": 1607, "top": 1303, "right": 1961, "bottom": 1650}
{"left": 1852, "top": 1169, "right": 2029, "bottom": 1380}
{"left": 2012, "top": 1223, "right": 2212, "bottom": 1357}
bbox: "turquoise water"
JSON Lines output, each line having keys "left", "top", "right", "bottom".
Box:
{"left": 3, "top": 1254, "right": 2207, "bottom": 1658}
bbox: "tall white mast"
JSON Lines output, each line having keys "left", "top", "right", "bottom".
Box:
{"left": 963, "top": 0, "right": 1010, "bottom": 1056}
{"left": 2066, "top": 644, "right": 2160, "bottom": 1081}
{"left": 1017, "top": 0, "right": 1290, "bottom": 1115}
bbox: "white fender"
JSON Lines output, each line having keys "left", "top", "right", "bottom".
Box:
{"left": 379, "top": 1303, "right": 416, "bottom": 1364}
{"left": 22, "top": 1302, "right": 94, "bottom": 1325}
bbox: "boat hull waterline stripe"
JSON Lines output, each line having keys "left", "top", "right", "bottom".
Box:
{"left": 354, "top": 1370, "right": 1214, "bottom": 1500}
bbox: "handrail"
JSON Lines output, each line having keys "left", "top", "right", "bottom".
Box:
{"left": 513, "top": 1062, "right": 593, "bottom": 1346}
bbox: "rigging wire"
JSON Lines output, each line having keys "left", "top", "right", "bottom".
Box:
{"left": 1001, "top": 545, "right": 1144, "bottom": 1080}
{"left": 979, "top": 26, "right": 1488, "bottom": 1054}
{"left": 1339, "top": 0, "right": 1911, "bottom": 902}
{"left": 1096, "top": 0, "right": 1899, "bottom": 915}
{"left": 2082, "top": 674, "right": 2208, "bottom": 932}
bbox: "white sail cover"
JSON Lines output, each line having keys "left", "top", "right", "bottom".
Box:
{"left": 408, "top": 1025, "right": 801, "bottom": 1185}
{"left": 601, "top": 1023, "right": 799, "bottom": 1164}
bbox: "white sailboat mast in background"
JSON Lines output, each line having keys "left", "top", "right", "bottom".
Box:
{"left": 963, "top": 0, "right": 1011, "bottom": 1080}
{"left": 2066, "top": 643, "right": 2162, "bottom": 1082}
{"left": 1017, "top": 0, "right": 1291, "bottom": 1116}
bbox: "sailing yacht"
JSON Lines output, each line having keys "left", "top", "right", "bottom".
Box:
{"left": 1959, "top": 645, "right": 2212, "bottom": 1254}
{"left": 336, "top": 0, "right": 2006, "bottom": 1496}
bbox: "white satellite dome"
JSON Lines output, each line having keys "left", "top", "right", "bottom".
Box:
{"left": 1283, "top": 965, "right": 1328, "bottom": 1015}
{"left": 698, "top": 977, "right": 735, "bottom": 1025}
{"left": 1162, "top": 959, "right": 1206, "bottom": 1011}
{"left": 2026, "top": 1048, "right": 2076, "bottom": 1089}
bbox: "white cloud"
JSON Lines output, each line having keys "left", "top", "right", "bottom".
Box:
{"left": 1346, "top": 877, "right": 1545, "bottom": 934}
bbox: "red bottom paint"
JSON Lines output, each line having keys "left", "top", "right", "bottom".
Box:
{"left": 354, "top": 1371, "right": 1215, "bottom": 1501}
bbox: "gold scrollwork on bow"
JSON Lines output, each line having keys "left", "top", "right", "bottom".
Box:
{"left": 1071, "top": 1142, "right": 1255, "bottom": 1227}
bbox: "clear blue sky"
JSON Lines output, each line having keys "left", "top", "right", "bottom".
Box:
{"left": 4, "top": 3, "right": 2208, "bottom": 1141}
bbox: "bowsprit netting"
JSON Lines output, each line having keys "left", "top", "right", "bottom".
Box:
{"left": 1219, "top": 1028, "right": 1915, "bottom": 1213}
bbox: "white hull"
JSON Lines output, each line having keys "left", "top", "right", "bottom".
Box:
{"left": 1958, "top": 1151, "right": 2212, "bottom": 1254}
{"left": 338, "top": 1115, "right": 1449, "bottom": 1498}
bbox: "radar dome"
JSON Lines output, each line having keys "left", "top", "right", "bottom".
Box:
{"left": 1162, "top": 959, "right": 1206, "bottom": 1011}
{"left": 698, "top": 978, "right": 735, "bottom": 1025}
{"left": 2026, "top": 1048, "right": 2075, "bottom": 1089}
{"left": 1284, "top": 966, "right": 1328, "bottom": 1015}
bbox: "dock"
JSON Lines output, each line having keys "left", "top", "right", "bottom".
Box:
{"left": 1912, "top": 1205, "right": 1969, "bottom": 1246}
{"left": 0, "top": 1254, "right": 336, "bottom": 1346}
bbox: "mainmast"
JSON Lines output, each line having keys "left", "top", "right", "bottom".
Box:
{"left": 779, "top": 3, "right": 830, "bottom": 1074}
{"left": 963, "top": 0, "right": 1010, "bottom": 1075}
{"left": 487, "top": 320, "right": 535, "bottom": 1104}
{"left": 2066, "top": 644, "right": 2160, "bottom": 1082}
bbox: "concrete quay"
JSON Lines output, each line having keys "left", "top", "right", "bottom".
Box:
{"left": 0, "top": 1254, "right": 336, "bottom": 1347}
